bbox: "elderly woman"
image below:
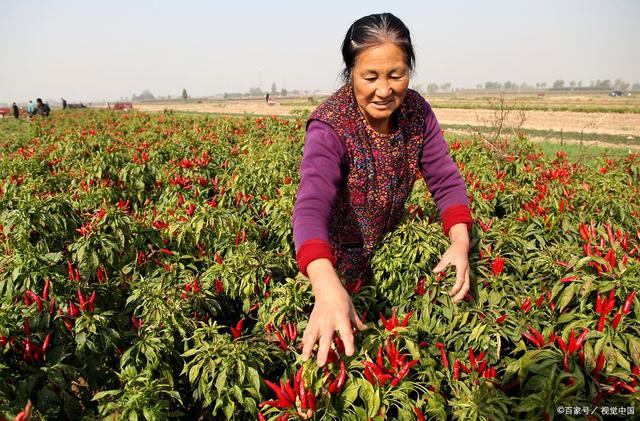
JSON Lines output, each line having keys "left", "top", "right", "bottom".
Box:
{"left": 293, "top": 13, "right": 473, "bottom": 366}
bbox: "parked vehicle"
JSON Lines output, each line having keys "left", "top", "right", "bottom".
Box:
{"left": 113, "top": 102, "right": 133, "bottom": 110}
{"left": 609, "top": 90, "right": 632, "bottom": 97}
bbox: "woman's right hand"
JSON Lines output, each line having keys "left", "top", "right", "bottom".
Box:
{"left": 301, "top": 259, "right": 368, "bottom": 367}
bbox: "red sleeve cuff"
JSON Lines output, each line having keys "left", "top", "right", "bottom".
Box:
{"left": 296, "top": 239, "right": 336, "bottom": 277}
{"left": 442, "top": 204, "right": 473, "bottom": 236}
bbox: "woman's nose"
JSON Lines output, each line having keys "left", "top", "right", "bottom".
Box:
{"left": 375, "top": 79, "right": 392, "bottom": 98}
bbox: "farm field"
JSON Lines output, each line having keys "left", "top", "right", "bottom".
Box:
{"left": 0, "top": 109, "right": 639, "bottom": 420}
{"left": 133, "top": 92, "right": 640, "bottom": 148}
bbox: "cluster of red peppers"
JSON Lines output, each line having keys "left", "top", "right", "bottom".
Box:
{"left": 1, "top": 318, "right": 53, "bottom": 364}
{"left": 379, "top": 307, "right": 413, "bottom": 336}
{"left": 179, "top": 278, "right": 201, "bottom": 300}
{"left": 595, "top": 289, "right": 636, "bottom": 332}
{"left": 23, "top": 278, "right": 55, "bottom": 316}
{"left": 579, "top": 221, "right": 637, "bottom": 276}
{"left": 362, "top": 338, "right": 419, "bottom": 387}
{"left": 265, "top": 321, "right": 298, "bottom": 351}
{"left": 455, "top": 347, "right": 496, "bottom": 382}
{"left": 258, "top": 366, "right": 316, "bottom": 420}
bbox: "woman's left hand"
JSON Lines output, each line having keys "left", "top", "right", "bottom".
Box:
{"left": 433, "top": 224, "right": 471, "bottom": 303}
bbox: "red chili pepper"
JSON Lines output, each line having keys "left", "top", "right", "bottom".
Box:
{"left": 264, "top": 379, "right": 292, "bottom": 406}
{"left": 622, "top": 290, "right": 636, "bottom": 315}
{"left": 563, "top": 353, "right": 570, "bottom": 372}
{"left": 522, "top": 332, "right": 542, "bottom": 348}
{"left": 520, "top": 297, "right": 532, "bottom": 312}
{"left": 556, "top": 335, "right": 567, "bottom": 352}
{"left": 258, "top": 413, "right": 267, "bottom": 421}
{"left": 390, "top": 359, "right": 419, "bottom": 386}
{"left": 476, "top": 360, "right": 488, "bottom": 374}
{"left": 621, "top": 232, "right": 630, "bottom": 251}
{"left": 469, "top": 347, "right": 476, "bottom": 367}
{"left": 41, "top": 333, "right": 52, "bottom": 354}
{"left": 275, "top": 331, "right": 287, "bottom": 351}
{"left": 49, "top": 296, "right": 56, "bottom": 316}
{"left": 568, "top": 330, "right": 576, "bottom": 354}
{"left": 593, "top": 351, "right": 605, "bottom": 375}
{"left": 77, "top": 289, "right": 85, "bottom": 308}
{"left": 328, "top": 361, "right": 347, "bottom": 394}
{"left": 535, "top": 293, "right": 545, "bottom": 307}
{"left": 414, "top": 406, "right": 425, "bottom": 421}
{"left": 215, "top": 253, "right": 223, "bottom": 265}
{"left": 605, "top": 248, "right": 616, "bottom": 270}
{"left": 559, "top": 276, "right": 578, "bottom": 283}
{"left": 299, "top": 377, "right": 308, "bottom": 410}
{"left": 596, "top": 294, "right": 603, "bottom": 313}
{"left": 528, "top": 326, "right": 545, "bottom": 347}
{"left": 460, "top": 362, "right": 471, "bottom": 374}
{"left": 282, "top": 379, "right": 295, "bottom": 404}
{"left": 43, "top": 278, "right": 50, "bottom": 301}
{"left": 574, "top": 328, "right": 589, "bottom": 350}
{"left": 400, "top": 310, "right": 414, "bottom": 327}
{"left": 578, "top": 223, "right": 589, "bottom": 241}
{"left": 307, "top": 390, "right": 315, "bottom": 411}
{"left": 605, "top": 223, "right": 614, "bottom": 246}
{"left": 606, "top": 290, "right": 616, "bottom": 313}
{"left": 597, "top": 313, "right": 606, "bottom": 332}
{"left": 611, "top": 312, "right": 622, "bottom": 329}
{"left": 35, "top": 295, "right": 43, "bottom": 312}
{"left": 453, "top": 358, "right": 461, "bottom": 380}
{"left": 364, "top": 367, "right": 375, "bottom": 384}
{"left": 436, "top": 342, "right": 448, "bottom": 369}
{"left": 496, "top": 314, "right": 507, "bottom": 324}
{"left": 377, "top": 345, "right": 384, "bottom": 368}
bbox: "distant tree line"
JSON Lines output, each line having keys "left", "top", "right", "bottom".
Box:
{"left": 419, "top": 79, "right": 639, "bottom": 93}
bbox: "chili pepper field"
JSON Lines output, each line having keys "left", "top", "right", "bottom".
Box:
{"left": 0, "top": 110, "right": 639, "bottom": 420}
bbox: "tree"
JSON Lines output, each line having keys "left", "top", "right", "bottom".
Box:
{"left": 614, "top": 79, "right": 630, "bottom": 91}
{"left": 427, "top": 84, "right": 439, "bottom": 94}
{"left": 271, "top": 82, "right": 277, "bottom": 95}
{"left": 632, "top": 83, "right": 640, "bottom": 91}
{"left": 249, "top": 87, "right": 263, "bottom": 96}
{"left": 504, "top": 81, "right": 513, "bottom": 90}
{"left": 552, "top": 80, "right": 565, "bottom": 89}
{"left": 280, "top": 88, "right": 288, "bottom": 96}
{"left": 569, "top": 80, "right": 576, "bottom": 89}
{"left": 577, "top": 81, "right": 583, "bottom": 88}
{"left": 182, "top": 89, "right": 188, "bottom": 101}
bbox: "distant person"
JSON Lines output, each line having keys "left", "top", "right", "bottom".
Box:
{"left": 36, "top": 98, "right": 51, "bottom": 117}
{"left": 265, "top": 93, "right": 270, "bottom": 103}
{"left": 61, "top": 98, "right": 67, "bottom": 109}
{"left": 12, "top": 102, "right": 19, "bottom": 119}
{"left": 27, "top": 100, "right": 36, "bottom": 118}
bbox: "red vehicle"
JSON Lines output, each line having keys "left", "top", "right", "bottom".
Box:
{"left": 0, "top": 107, "right": 10, "bottom": 117}
{"left": 113, "top": 102, "right": 133, "bottom": 111}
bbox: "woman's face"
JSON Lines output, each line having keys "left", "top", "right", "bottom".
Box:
{"left": 352, "top": 42, "right": 410, "bottom": 132}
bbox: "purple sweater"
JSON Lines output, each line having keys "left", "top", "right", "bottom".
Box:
{"left": 293, "top": 100, "right": 470, "bottom": 254}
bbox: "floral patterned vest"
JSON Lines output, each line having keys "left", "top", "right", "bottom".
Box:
{"left": 307, "top": 83, "right": 425, "bottom": 282}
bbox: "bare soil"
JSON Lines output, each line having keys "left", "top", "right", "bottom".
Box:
{"left": 134, "top": 98, "right": 640, "bottom": 137}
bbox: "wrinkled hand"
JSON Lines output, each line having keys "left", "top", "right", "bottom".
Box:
{"left": 302, "top": 282, "right": 367, "bottom": 367}
{"left": 433, "top": 241, "right": 470, "bottom": 303}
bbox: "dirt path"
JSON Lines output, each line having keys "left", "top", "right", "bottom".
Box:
{"left": 134, "top": 100, "right": 640, "bottom": 138}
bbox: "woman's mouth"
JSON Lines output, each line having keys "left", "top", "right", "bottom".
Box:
{"left": 371, "top": 100, "right": 393, "bottom": 110}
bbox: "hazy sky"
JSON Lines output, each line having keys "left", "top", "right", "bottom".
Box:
{"left": 1, "top": 0, "right": 639, "bottom": 103}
